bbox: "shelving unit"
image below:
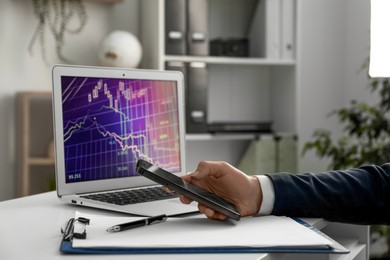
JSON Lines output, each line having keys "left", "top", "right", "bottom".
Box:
{"left": 186, "top": 133, "right": 258, "bottom": 141}
{"left": 15, "top": 92, "right": 55, "bottom": 197}
{"left": 164, "top": 55, "right": 296, "bottom": 66}
{"left": 140, "top": 0, "right": 298, "bottom": 170}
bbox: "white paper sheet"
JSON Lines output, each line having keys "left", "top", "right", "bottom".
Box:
{"left": 72, "top": 211, "right": 335, "bottom": 249}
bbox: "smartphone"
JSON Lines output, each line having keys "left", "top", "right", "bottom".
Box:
{"left": 136, "top": 159, "right": 241, "bottom": 221}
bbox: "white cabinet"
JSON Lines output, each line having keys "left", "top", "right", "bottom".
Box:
{"left": 140, "top": 0, "right": 297, "bottom": 170}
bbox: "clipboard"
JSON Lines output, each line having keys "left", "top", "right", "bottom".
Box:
{"left": 59, "top": 213, "right": 349, "bottom": 255}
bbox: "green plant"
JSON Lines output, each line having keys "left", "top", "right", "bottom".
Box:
{"left": 28, "top": 0, "right": 87, "bottom": 64}
{"left": 303, "top": 76, "right": 390, "bottom": 170}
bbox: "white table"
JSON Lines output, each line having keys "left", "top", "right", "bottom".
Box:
{"left": 0, "top": 192, "right": 369, "bottom": 260}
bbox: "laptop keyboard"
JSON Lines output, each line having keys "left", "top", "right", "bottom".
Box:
{"left": 81, "top": 186, "right": 178, "bottom": 206}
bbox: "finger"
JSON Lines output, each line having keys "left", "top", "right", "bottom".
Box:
{"left": 183, "top": 161, "right": 223, "bottom": 183}
{"left": 179, "top": 195, "right": 193, "bottom": 204}
{"left": 181, "top": 174, "right": 193, "bottom": 183}
{"left": 194, "top": 161, "right": 226, "bottom": 180}
{"left": 198, "top": 204, "right": 227, "bottom": 221}
{"left": 203, "top": 208, "right": 227, "bottom": 221}
{"left": 192, "top": 164, "right": 211, "bottom": 180}
{"left": 164, "top": 187, "right": 174, "bottom": 193}
{"left": 206, "top": 209, "right": 227, "bottom": 221}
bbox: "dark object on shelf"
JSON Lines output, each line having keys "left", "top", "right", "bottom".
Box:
{"left": 207, "top": 122, "right": 272, "bottom": 133}
{"left": 165, "top": 61, "right": 209, "bottom": 134}
{"left": 187, "top": 0, "right": 209, "bottom": 56}
{"left": 187, "top": 62, "right": 209, "bottom": 133}
{"left": 210, "top": 38, "right": 249, "bottom": 57}
{"left": 165, "top": 0, "right": 187, "bottom": 55}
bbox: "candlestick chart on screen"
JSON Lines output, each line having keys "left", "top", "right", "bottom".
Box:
{"left": 61, "top": 76, "right": 181, "bottom": 183}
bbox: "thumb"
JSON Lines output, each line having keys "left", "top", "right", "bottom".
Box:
{"left": 186, "top": 161, "right": 223, "bottom": 182}
{"left": 182, "top": 170, "right": 203, "bottom": 182}
{"left": 190, "top": 168, "right": 213, "bottom": 181}
{"left": 181, "top": 173, "right": 193, "bottom": 182}
{"left": 185, "top": 170, "right": 203, "bottom": 181}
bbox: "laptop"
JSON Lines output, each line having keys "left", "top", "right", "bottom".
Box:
{"left": 52, "top": 65, "right": 197, "bottom": 216}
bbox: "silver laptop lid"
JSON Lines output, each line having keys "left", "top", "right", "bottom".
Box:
{"left": 52, "top": 65, "right": 186, "bottom": 197}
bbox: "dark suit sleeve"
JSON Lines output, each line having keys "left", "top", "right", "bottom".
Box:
{"left": 266, "top": 164, "right": 390, "bottom": 225}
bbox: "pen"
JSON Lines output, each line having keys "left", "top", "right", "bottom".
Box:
{"left": 106, "top": 214, "right": 168, "bottom": 232}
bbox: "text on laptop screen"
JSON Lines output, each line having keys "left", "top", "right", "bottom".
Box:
{"left": 61, "top": 76, "right": 181, "bottom": 183}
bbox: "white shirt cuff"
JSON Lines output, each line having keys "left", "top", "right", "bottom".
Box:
{"left": 256, "top": 175, "right": 275, "bottom": 215}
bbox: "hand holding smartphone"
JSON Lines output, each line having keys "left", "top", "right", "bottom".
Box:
{"left": 136, "top": 159, "right": 241, "bottom": 221}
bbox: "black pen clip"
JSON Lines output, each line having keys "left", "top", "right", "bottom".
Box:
{"left": 61, "top": 217, "right": 90, "bottom": 241}
{"left": 148, "top": 215, "right": 168, "bottom": 225}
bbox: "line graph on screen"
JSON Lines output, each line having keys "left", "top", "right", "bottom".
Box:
{"left": 61, "top": 76, "right": 181, "bottom": 183}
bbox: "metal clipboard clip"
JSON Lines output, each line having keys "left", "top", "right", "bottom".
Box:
{"left": 61, "top": 217, "right": 90, "bottom": 241}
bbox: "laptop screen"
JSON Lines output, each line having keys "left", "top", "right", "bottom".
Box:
{"left": 61, "top": 76, "right": 181, "bottom": 184}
